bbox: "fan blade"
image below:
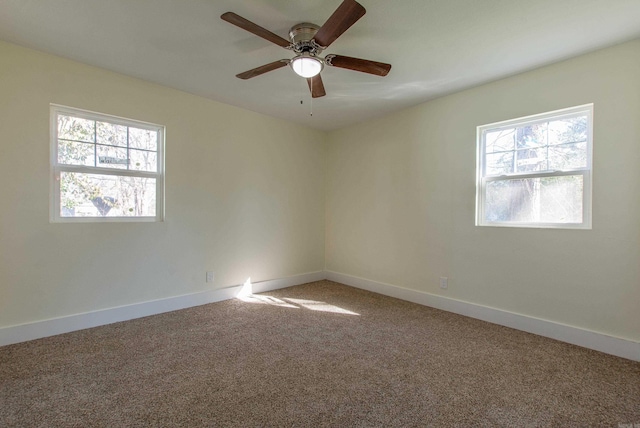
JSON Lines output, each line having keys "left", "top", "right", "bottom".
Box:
{"left": 307, "top": 75, "right": 326, "bottom": 98}
{"left": 236, "top": 60, "right": 289, "bottom": 79}
{"left": 325, "top": 55, "right": 391, "bottom": 76}
{"left": 312, "top": 0, "right": 366, "bottom": 48}
{"left": 221, "top": 12, "right": 291, "bottom": 48}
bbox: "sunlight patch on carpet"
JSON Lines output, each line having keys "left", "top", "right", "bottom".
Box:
{"left": 237, "top": 284, "right": 359, "bottom": 315}
{"left": 282, "top": 298, "right": 359, "bottom": 315}
{"left": 239, "top": 294, "right": 299, "bottom": 308}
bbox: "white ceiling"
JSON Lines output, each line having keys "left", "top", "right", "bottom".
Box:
{"left": 1, "top": 0, "right": 639, "bottom": 131}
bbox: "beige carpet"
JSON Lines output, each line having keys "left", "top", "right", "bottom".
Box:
{"left": 1, "top": 280, "right": 639, "bottom": 427}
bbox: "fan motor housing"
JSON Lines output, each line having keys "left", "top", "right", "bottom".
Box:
{"left": 289, "top": 23, "right": 323, "bottom": 55}
{"left": 289, "top": 23, "right": 319, "bottom": 43}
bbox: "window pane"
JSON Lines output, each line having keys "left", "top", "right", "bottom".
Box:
{"left": 97, "top": 145, "right": 128, "bottom": 169}
{"left": 485, "top": 152, "right": 513, "bottom": 176}
{"left": 516, "top": 148, "right": 547, "bottom": 173}
{"left": 129, "top": 128, "right": 158, "bottom": 151}
{"left": 485, "top": 128, "right": 515, "bottom": 153}
{"left": 58, "top": 140, "right": 95, "bottom": 166}
{"left": 60, "top": 172, "right": 156, "bottom": 217}
{"left": 548, "top": 142, "right": 587, "bottom": 170}
{"left": 129, "top": 149, "right": 157, "bottom": 172}
{"left": 516, "top": 123, "right": 547, "bottom": 149}
{"left": 58, "top": 115, "right": 95, "bottom": 143}
{"left": 96, "top": 121, "right": 127, "bottom": 147}
{"left": 485, "top": 175, "right": 583, "bottom": 223}
{"left": 548, "top": 116, "right": 587, "bottom": 145}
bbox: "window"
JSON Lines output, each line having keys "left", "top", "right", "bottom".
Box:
{"left": 476, "top": 104, "right": 592, "bottom": 229}
{"left": 50, "top": 105, "right": 164, "bottom": 222}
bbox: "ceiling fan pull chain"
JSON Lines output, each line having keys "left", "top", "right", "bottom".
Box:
{"left": 310, "top": 79, "right": 313, "bottom": 116}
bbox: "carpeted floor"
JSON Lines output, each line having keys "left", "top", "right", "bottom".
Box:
{"left": 1, "top": 280, "right": 639, "bottom": 427}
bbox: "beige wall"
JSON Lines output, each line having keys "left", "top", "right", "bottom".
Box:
{"left": 2, "top": 38, "right": 638, "bottom": 343}
{"left": 0, "top": 41, "right": 326, "bottom": 328}
{"left": 326, "top": 40, "right": 640, "bottom": 342}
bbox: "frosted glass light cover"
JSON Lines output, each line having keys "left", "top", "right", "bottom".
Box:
{"left": 291, "top": 56, "right": 322, "bottom": 78}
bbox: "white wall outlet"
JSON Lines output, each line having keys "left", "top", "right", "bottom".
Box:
{"left": 439, "top": 277, "right": 448, "bottom": 289}
{"left": 206, "top": 271, "right": 214, "bottom": 283}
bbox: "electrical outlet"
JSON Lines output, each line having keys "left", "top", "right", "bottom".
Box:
{"left": 206, "top": 271, "right": 214, "bottom": 283}
{"left": 439, "top": 277, "right": 448, "bottom": 289}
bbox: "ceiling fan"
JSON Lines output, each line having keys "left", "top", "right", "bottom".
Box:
{"left": 221, "top": 0, "right": 391, "bottom": 98}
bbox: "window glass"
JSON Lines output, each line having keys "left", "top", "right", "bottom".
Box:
{"left": 51, "top": 105, "right": 164, "bottom": 222}
{"left": 477, "top": 105, "right": 592, "bottom": 228}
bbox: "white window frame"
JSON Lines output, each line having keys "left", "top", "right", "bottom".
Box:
{"left": 476, "top": 104, "right": 593, "bottom": 229}
{"left": 50, "top": 104, "right": 165, "bottom": 222}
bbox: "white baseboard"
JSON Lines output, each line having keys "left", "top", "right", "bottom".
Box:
{"left": 4, "top": 269, "right": 638, "bottom": 362}
{"left": 0, "top": 271, "right": 325, "bottom": 347}
{"left": 325, "top": 270, "right": 640, "bottom": 362}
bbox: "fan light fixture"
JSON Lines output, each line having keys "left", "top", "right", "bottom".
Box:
{"left": 290, "top": 54, "right": 323, "bottom": 78}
